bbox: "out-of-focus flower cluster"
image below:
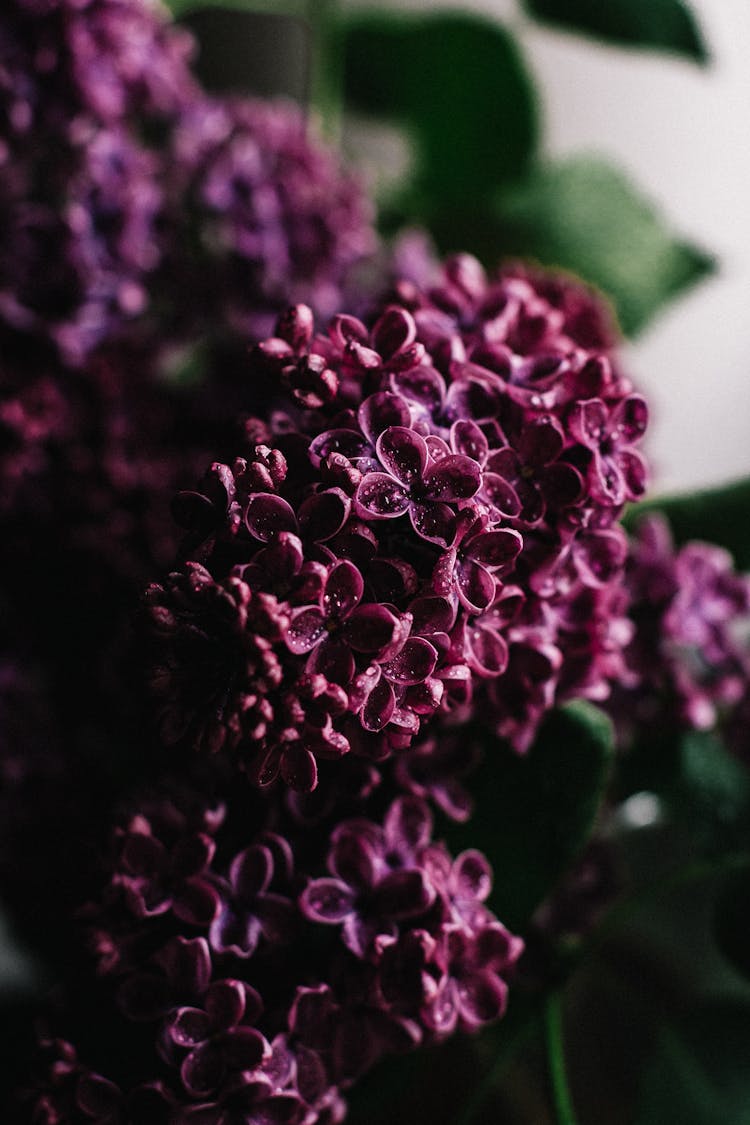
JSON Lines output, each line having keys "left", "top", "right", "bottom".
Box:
{"left": 609, "top": 515, "right": 750, "bottom": 744}
{"left": 147, "top": 255, "right": 648, "bottom": 791}
{"left": 28, "top": 786, "right": 521, "bottom": 1123}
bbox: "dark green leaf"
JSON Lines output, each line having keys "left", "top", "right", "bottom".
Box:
{"left": 635, "top": 1003, "right": 750, "bottom": 1124}
{"left": 341, "top": 13, "right": 538, "bottom": 206}
{"left": 626, "top": 477, "right": 750, "bottom": 571}
{"left": 493, "top": 156, "right": 714, "bottom": 336}
{"left": 447, "top": 702, "right": 614, "bottom": 931}
{"left": 670, "top": 730, "right": 750, "bottom": 856}
{"left": 523, "top": 0, "right": 708, "bottom": 64}
{"left": 714, "top": 862, "right": 750, "bottom": 981}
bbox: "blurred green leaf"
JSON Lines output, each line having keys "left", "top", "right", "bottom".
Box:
{"left": 626, "top": 478, "right": 750, "bottom": 571}
{"left": 523, "top": 0, "right": 708, "bottom": 64}
{"left": 492, "top": 156, "right": 714, "bottom": 336}
{"left": 447, "top": 702, "right": 614, "bottom": 932}
{"left": 167, "top": 0, "right": 303, "bottom": 14}
{"left": 341, "top": 13, "right": 538, "bottom": 207}
{"left": 714, "top": 862, "right": 750, "bottom": 982}
{"left": 669, "top": 731, "right": 750, "bottom": 854}
{"left": 635, "top": 1003, "right": 750, "bottom": 1124}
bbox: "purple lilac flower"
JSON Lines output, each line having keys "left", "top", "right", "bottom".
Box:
{"left": 26, "top": 784, "right": 521, "bottom": 1122}
{"left": 0, "top": 0, "right": 195, "bottom": 364}
{"left": 608, "top": 515, "right": 750, "bottom": 741}
{"left": 165, "top": 96, "right": 377, "bottom": 344}
{"left": 149, "top": 256, "right": 648, "bottom": 784}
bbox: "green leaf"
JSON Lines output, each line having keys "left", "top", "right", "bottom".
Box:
{"left": 669, "top": 730, "right": 750, "bottom": 854}
{"left": 626, "top": 477, "right": 750, "bottom": 571}
{"left": 341, "top": 13, "right": 539, "bottom": 207}
{"left": 492, "top": 156, "right": 714, "bottom": 336}
{"left": 447, "top": 702, "right": 614, "bottom": 931}
{"left": 523, "top": 0, "right": 708, "bottom": 64}
{"left": 635, "top": 1004, "right": 750, "bottom": 1124}
{"left": 714, "top": 862, "right": 750, "bottom": 981}
{"left": 167, "top": 0, "right": 303, "bottom": 15}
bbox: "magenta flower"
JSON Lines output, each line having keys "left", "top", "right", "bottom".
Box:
{"left": 286, "top": 559, "right": 400, "bottom": 685}
{"left": 568, "top": 394, "right": 648, "bottom": 507}
{"left": 355, "top": 425, "right": 481, "bottom": 546}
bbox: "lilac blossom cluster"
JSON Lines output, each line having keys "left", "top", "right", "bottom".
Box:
{"left": 28, "top": 785, "right": 521, "bottom": 1123}
{"left": 609, "top": 515, "right": 750, "bottom": 741}
{"left": 0, "top": 0, "right": 195, "bottom": 364}
{"left": 147, "top": 255, "right": 647, "bottom": 790}
{"left": 0, "top": 0, "right": 375, "bottom": 367}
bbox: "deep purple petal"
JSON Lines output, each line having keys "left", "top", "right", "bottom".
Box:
{"left": 355, "top": 472, "right": 411, "bottom": 518}
{"left": 300, "top": 878, "right": 357, "bottom": 923}
{"left": 310, "top": 638, "right": 356, "bottom": 685}
{"left": 245, "top": 493, "right": 298, "bottom": 541}
{"left": 344, "top": 604, "right": 399, "bottom": 653}
{"left": 456, "top": 558, "right": 496, "bottom": 614}
{"left": 482, "top": 472, "right": 522, "bottom": 518}
{"left": 205, "top": 980, "right": 246, "bottom": 1031}
{"left": 324, "top": 559, "right": 364, "bottom": 621}
{"left": 309, "top": 428, "right": 372, "bottom": 468}
{"left": 173, "top": 879, "right": 221, "bottom": 927}
{"left": 467, "top": 624, "right": 508, "bottom": 677}
{"left": 611, "top": 394, "right": 648, "bottom": 444}
{"left": 382, "top": 638, "right": 438, "bottom": 685}
{"left": 182, "top": 1044, "right": 224, "bottom": 1097}
{"left": 358, "top": 391, "right": 412, "bottom": 445}
{"left": 464, "top": 529, "right": 523, "bottom": 570}
{"left": 280, "top": 743, "right": 318, "bottom": 792}
{"left": 230, "top": 844, "right": 273, "bottom": 900}
{"left": 539, "top": 462, "right": 583, "bottom": 508}
{"left": 450, "top": 420, "right": 488, "bottom": 463}
{"left": 361, "top": 674, "right": 396, "bottom": 732}
{"left": 223, "top": 1026, "right": 267, "bottom": 1070}
{"left": 372, "top": 306, "right": 417, "bottom": 358}
{"left": 453, "top": 850, "right": 493, "bottom": 903}
{"left": 410, "top": 501, "right": 456, "bottom": 546}
{"left": 517, "top": 416, "right": 565, "bottom": 467}
{"left": 457, "top": 973, "right": 507, "bottom": 1028}
{"left": 619, "top": 448, "right": 648, "bottom": 498}
{"left": 384, "top": 796, "right": 433, "bottom": 854}
{"left": 423, "top": 454, "right": 481, "bottom": 502}
{"left": 376, "top": 426, "right": 428, "bottom": 486}
{"left": 568, "top": 399, "right": 608, "bottom": 449}
{"left": 76, "top": 1075, "right": 121, "bottom": 1115}
{"left": 286, "top": 606, "right": 326, "bottom": 654}
{"left": 170, "top": 1007, "right": 211, "bottom": 1048}
{"left": 298, "top": 489, "right": 351, "bottom": 543}
{"left": 371, "top": 869, "right": 435, "bottom": 919}
{"left": 392, "top": 364, "right": 446, "bottom": 415}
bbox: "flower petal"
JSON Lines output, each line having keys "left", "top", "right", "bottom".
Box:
{"left": 355, "top": 472, "right": 411, "bottom": 518}
{"left": 245, "top": 493, "right": 298, "bottom": 541}
{"left": 376, "top": 426, "right": 427, "bottom": 486}
{"left": 300, "top": 878, "right": 356, "bottom": 923}
{"left": 382, "top": 638, "right": 438, "bottom": 685}
{"left": 324, "top": 559, "right": 364, "bottom": 621}
{"left": 344, "top": 604, "right": 399, "bottom": 653}
{"left": 298, "top": 489, "right": 350, "bottom": 543}
{"left": 286, "top": 606, "right": 326, "bottom": 654}
{"left": 423, "top": 454, "right": 481, "bottom": 502}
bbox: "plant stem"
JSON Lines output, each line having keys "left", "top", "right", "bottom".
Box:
{"left": 545, "top": 993, "right": 578, "bottom": 1125}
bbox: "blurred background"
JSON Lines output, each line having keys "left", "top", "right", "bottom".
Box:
{"left": 184, "top": 0, "right": 750, "bottom": 494}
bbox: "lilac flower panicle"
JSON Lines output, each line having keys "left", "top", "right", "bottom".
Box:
{"left": 149, "top": 256, "right": 648, "bottom": 787}
{"left": 28, "top": 785, "right": 521, "bottom": 1122}
{"left": 610, "top": 515, "right": 750, "bottom": 740}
